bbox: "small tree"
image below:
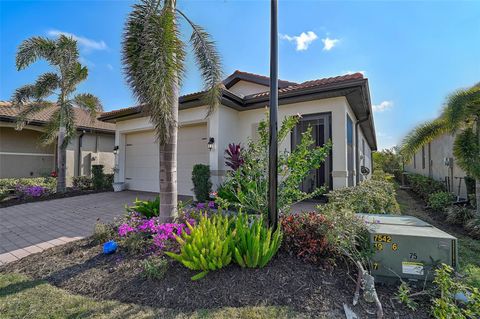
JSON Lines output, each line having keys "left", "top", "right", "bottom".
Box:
{"left": 401, "top": 84, "right": 480, "bottom": 216}
{"left": 218, "top": 114, "right": 331, "bottom": 216}
{"left": 12, "top": 35, "right": 102, "bottom": 192}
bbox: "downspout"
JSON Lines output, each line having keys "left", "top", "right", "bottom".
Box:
{"left": 355, "top": 116, "right": 370, "bottom": 185}
{"left": 77, "top": 131, "right": 85, "bottom": 176}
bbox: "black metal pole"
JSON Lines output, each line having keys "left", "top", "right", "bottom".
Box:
{"left": 268, "top": 0, "right": 278, "bottom": 230}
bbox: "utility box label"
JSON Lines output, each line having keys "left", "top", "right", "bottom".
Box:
{"left": 402, "top": 262, "right": 424, "bottom": 275}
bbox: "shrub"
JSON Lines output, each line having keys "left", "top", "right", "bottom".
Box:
{"left": 371, "top": 169, "right": 395, "bottom": 182}
{"left": 16, "top": 185, "right": 50, "bottom": 198}
{"left": 406, "top": 173, "right": 446, "bottom": 201}
{"left": 219, "top": 115, "right": 331, "bottom": 217}
{"left": 122, "top": 232, "right": 148, "bottom": 254}
{"left": 233, "top": 214, "right": 282, "bottom": 268}
{"left": 428, "top": 192, "right": 454, "bottom": 212}
{"left": 72, "top": 176, "right": 93, "bottom": 190}
{"left": 126, "top": 196, "right": 160, "bottom": 218}
{"left": 465, "top": 218, "right": 480, "bottom": 239}
{"left": 191, "top": 164, "right": 212, "bottom": 202}
{"left": 445, "top": 206, "right": 475, "bottom": 226}
{"left": 372, "top": 148, "right": 402, "bottom": 176}
{"left": 92, "top": 222, "right": 116, "bottom": 244}
{"left": 143, "top": 256, "right": 169, "bottom": 280}
{"left": 92, "top": 165, "right": 105, "bottom": 190}
{"left": 165, "top": 213, "right": 233, "bottom": 280}
{"left": 431, "top": 264, "right": 480, "bottom": 319}
{"left": 326, "top": 180, "right": 400, "bottom": 214}
{"left": 0, "top": 177, "right": 56, "bottom": 197}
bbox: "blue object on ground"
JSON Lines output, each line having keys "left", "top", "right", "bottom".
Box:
{"left": 103, "top": 240, "right": 118, "bottom": 254}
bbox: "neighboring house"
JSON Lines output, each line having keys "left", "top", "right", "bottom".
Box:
{"left": 0, "top": 101, "right": 115, "bottom": 184}
{"left": 404, "top": 133, "right": 468, "bottom": 199}
{"left": 99, "top": 70, "right": 377, "bottom": 197}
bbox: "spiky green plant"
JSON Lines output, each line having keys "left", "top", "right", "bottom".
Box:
{"left": 233, "top": 214, "right": 282, "bottom": 268}
{"left": 11, "top": 35, "right": 102, "bottom": 192}
{"left": 401, "top": 84, "right": 480, "bottom": 216}
{"left": 123, "top": 0, "right": 223, "bottom": 220}
{"left": 165, "top": 213, "right": 233, "bottom": 280}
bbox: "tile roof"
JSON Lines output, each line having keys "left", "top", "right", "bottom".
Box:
{"left": 99, "top": 71, "right": 365, "bottom": 119}
{"left": 0, "top": 101, "right": 115, "bottom": 132}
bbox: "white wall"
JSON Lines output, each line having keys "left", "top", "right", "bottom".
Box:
{"left": 404, "top": 133, "right": 468, "bottom": 198}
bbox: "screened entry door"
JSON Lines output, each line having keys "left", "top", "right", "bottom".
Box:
{"left": 292, "top": 113, "right": 332, "bottom": 194}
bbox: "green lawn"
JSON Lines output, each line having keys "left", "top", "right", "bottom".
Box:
{"left": 0, "top": 273, "right": 311, "bottom": 319}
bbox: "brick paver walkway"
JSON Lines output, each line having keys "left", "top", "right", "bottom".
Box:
{"left": 0, "top": 191, "right": 155, "bottom": 265}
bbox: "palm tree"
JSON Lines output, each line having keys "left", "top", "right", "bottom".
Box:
{"left": 123, "top": 0, "right": 222, "bottom": 221}
{"left": 12, "top": 35, "right": 102, "bottom": 193}
{"left": 401, "top": 84, "right": 480, "bottom": 216}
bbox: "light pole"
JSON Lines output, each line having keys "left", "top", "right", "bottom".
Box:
{"left": 268, "top": 0, "right": 278, "bottom": 230}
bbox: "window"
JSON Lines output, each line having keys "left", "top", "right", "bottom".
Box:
{"left": 347, "top": 115, "right": 354, "bottom": 186}
{"left": 422, "top": 145, "right": 426, "bottom": 169}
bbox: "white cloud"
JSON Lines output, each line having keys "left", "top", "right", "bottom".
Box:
{"left": 373, "top": 100, "right": 394, "bottom": 112}
{"left": 47, "top": 29, "right": 107, "bottom": 51}
{"left": 106, "top": 64, "right": 114, "bottom": 71}
{"left": 280, "top": 31, "right": 318, "bottom": 51}
{"left": 321, "top": 37, "right": 339, "bottom": 51}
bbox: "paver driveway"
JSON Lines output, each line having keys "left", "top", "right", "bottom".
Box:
{"left": 0, "top": 191, "right": 155, "bottom": 265}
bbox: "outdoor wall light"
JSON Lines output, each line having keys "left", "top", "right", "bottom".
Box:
{"left": 207, "top": 137, "right": 215, "bottom": 151}
{"left": 113, "top": 145, "right": 119, "bottom": 155}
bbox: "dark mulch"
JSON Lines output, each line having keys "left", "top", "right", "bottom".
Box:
{"left": 0, "top": 238, "right": 430, "bottom": 318}
{"left": 0, "top": 189, "right": 112, "bottom": 209}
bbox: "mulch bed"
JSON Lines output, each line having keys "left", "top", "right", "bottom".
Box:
{"left": 0, "top": 189, "right": 112, "bottom": 209}
{"left": 0, "top": 238, "right": 430, "bottom": 318}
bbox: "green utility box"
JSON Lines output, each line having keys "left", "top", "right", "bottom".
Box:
{"left": 358, "top": 214, "right": 458, "bottom": 283}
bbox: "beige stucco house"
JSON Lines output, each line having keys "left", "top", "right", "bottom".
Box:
{"left": 404, "top": 133, "right": 468, "bottom": 199}
{"left": 99, "top": 70, "right": 377, "bottom": 196}
{"left": 0, "top": 101, "right": 115, "bottom": 184}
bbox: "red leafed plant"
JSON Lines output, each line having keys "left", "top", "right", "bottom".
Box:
{"left": 280, "top": 212, "right": 333, "bottom": 264}
{"left": 225, "top": 143, "right": 244, "bottom": 171}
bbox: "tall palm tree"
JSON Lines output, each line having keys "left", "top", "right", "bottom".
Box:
{"left": 12, "top": 35, "right": 102, "bottom": 193}
{"left": 401, "top": 84, "right": 480, "bottom": 216}
{"left": 123, "top": 0, "right": 222, "bottom": 221}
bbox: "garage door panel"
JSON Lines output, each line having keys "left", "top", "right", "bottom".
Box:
{"left": 124, "top": 124, "right": 208, "bottom": 196}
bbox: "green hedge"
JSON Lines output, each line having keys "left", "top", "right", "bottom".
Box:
{"left": 0, "top": 177, "right": 56, "bottom": 191}
{"left": 406, "top": 173, "right": 446, "bottom": 201}
{"left": 325, "top": 179, "right": 400, "bottom": 214}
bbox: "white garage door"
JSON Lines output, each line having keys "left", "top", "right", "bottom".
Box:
{"left": 124, "top": 124, "right": 208, "bottom": 196}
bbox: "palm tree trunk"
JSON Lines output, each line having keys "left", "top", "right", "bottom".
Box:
{"left": 159, "top": 114, "right": 178, "bottom": 222}
{"left": 56, "top": 125, "right": 67, "bottom": 193}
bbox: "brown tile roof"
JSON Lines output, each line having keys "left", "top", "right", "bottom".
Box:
{"left": 245, "top": 72, "right": 364, "bottom": 99}
{"left": 0, "top": 101, "right": 115, "bottom": 132}
{"left": 223, "top": 70, "right": 298, "bottom": 88}
{"left": 99, "top": 71, "right": 365, "bottom": 119}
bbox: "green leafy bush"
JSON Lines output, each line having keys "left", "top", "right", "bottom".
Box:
{"left": 191, "top": 164, "right": 212, "bottom": 202}
{"left": 233, "top": 214, "right": 282, "bottom": 268}
{"left": 445, "top": 206, "right": 475, "bottom": 225}
{"left": 406, "top": 173, "right": 446, "bottom": 201}
{"left": 428, "top": 191, "right": 454, "bottom": 212}
{"left": 122, "top": 232, "right": 149, "bottom": 254}
{"left": 143, "top": 256, "right": 169, "bottom": 280}
{"left": 92, "top": 165, "right": 105, "bottom": 190}
{"left": 218, "top": 114, "right": 331, "bottom": 216}
{"left": 326, "top": 180, "right": 400, "bottom": 214}
{"left": 431, "top": 264, "right": 480, "bottom": 319}
{"left": 372, "top": 148, "right": 402, "bottom": 176}
{"left": 92, "top": 222, "right": 116, "bottom": 244}
{"left": 0, "top": 177, "right": 56, "bottom": 193}
{"left": 371, "top": 169, "right": 395, "bottom": 182}
{"left": 72, "top": 176, "right": 93, "bottom": 190}
{"left": 165, "top": 213, "right": 233, "bottom": 280}
{"left": 126, "top": 196, "right": 160, "bottom": 218}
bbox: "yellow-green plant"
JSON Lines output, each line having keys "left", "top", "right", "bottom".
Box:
{"left": 233, "top": 214, "right": 282, "bottom": 268}
{"left": 165, "top": 213, "right": 233, "bottom": 280}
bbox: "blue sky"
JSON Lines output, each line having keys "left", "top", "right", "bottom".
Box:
{"left": 1, "top": 0, "right": 479, "bottom": 150}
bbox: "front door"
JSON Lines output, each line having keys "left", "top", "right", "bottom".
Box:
{"left": 292, "top": 113, "right": 332, "bottom": 194}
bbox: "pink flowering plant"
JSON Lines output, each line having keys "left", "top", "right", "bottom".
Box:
{"left": 117, "top": 212, "right": 196, "bottom": 253}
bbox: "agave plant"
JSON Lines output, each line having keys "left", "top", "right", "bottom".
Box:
{"left": 225, "top": 143, "right": 244, "bottom": 170}
{"left": 400, "top": 84, "right": 480, "bottom": 216}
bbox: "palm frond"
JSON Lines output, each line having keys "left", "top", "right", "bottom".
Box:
{"left": 55, "top": 35, "right": 80, "bottom": 69}
{"left": 11, "top": 85, "right": 37, "bottom": 105}
{"left": 73, "top": 93, "right": 103, "bottom": 119}
{"left": 177, "top": 9, "right": 223, "bottom": 116}
{"left": 123, "top": 0, "right": 186, "bottom": 144}
{"left": 65, "top": 62, "right": 88, "bottom": 94}
{"left": 443, "top": 86, "right": 480, "bottom": 130}
{"left": 400, "top": 118, "right": 449, "bottom": 161}
{"left": 453, "top": 128, "right": 480, "bottom": 179}
{"left": 16, "top": 37, "right": 56, "bottom": 70}
{"left": 15, "top": 100, "right": 55, "bottom": 130}
{"left": 34, "top": 72, "right": 60, "bottom": 98}
{"left": 42, "top": 102, "right": 76, "bottom": 147}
